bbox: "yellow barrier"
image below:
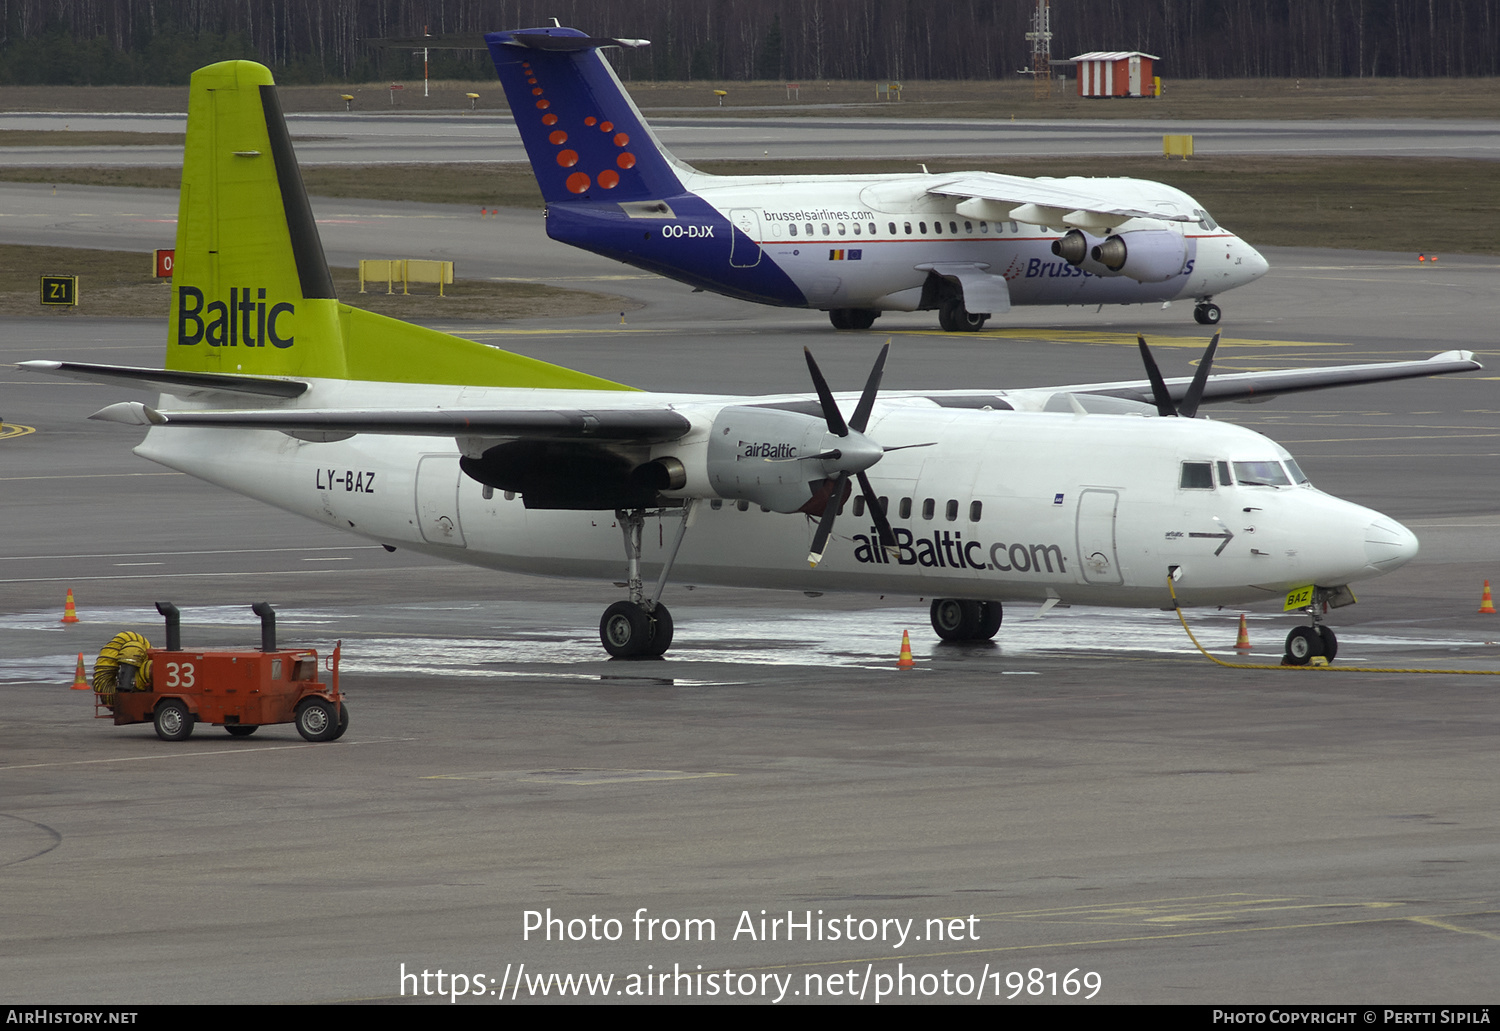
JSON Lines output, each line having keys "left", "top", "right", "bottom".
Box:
{"left": 359, "top": 259, "right": 454, "bottom": 296}
{"left": 1163, "top": 134, "right": 1193, "bottom": 160}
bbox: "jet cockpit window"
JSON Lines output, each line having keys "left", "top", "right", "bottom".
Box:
{"left": 1179, "top": 461, "right": 1214, "bottom": 489}
{"left": 1283, "top": 457, "right": 1311, "bottom": 484}
{"left": 1195, "top": 208, "right": 1219, "bottom": 231}
{"left": 1217, "top": 460, "right": 1233, "bottom": 486}
{"left": 1232, "top": 461, "right": 1291, "bottom": 487}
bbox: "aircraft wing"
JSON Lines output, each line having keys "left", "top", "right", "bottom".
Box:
{"left": 928, "top": 172, "right": 1195, "bottom": 224}
{"left": 88, "top": 401, "right": 691, "bottom": 442}
{"left": 1072, "top": 350, "right": 1482, "bottom": 407}
{"left": 17, "top": 360, "right": 308, "bottom": 399}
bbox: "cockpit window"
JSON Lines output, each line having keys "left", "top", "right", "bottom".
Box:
{"left": 1283, "top": 457, "right": 1311, "bottom": 484}
{"left": 1179, "top": 461, "right": 1214, "bottom": 489}
{"left": 1217, "top": 461, "right": 1233, "bottom": 486}
{"left": 1194, "top": 208, "right": 1219, "bottom": 231}
{"left": 1233, "top": 460, "right": 1291, "bottom": 487}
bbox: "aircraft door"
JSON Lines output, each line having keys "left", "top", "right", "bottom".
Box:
{"left": 415, "top": 453, "right": 467, "bottom": 548}
{"left": 729, "top": 208, "right": 763, "bottom": 268}
{"left": 1075, "top": 489, "right": 1123, "bottom": 585}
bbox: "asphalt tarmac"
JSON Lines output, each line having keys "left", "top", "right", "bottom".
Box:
{"left": 2, "top": 177, "right": 1499, "bottom": 1002}
{"left": 1, "top": 111, "right": 1498, "bottom": 166}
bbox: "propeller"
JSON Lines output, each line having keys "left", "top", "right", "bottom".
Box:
{"left": 1136, "top": 332, "right": 1220, "bottom": 418}
{"left": 801, "top": 343, "right": 905, "bottom": 567}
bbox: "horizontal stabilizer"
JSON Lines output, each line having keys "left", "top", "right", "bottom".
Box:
{"left": 502, "top": 31, "right": 649, "bottom": 52}
{"left": 18, "top": 360, "right": 307, "bottom": 399}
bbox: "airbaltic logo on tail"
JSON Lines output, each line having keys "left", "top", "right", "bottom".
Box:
{"left": 177, "top": 286, "right": 295, "bottom": 348}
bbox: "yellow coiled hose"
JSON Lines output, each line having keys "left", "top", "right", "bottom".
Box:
{"left": 93, "top": 632, "right": 152, "bottom": 705}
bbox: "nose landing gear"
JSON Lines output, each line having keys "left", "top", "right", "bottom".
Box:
{"left": 1282, "top": 590, "right": 1344, "bottom": 665}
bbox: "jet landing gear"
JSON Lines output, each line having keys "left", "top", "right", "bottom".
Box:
{"left": 828, "top": 308, "right": 879, "bottom": 330}
{"left": 1193, "top": 299, "right": 1222, "bottom": 326}
{"left": 929, "top": 599, "right": 1003, "bottom": 642}
{"left": 938, "top": 299, "right": 988, "bottom": 333}
{"left": 600, "top": 502, "right": 695, "bottom": 659}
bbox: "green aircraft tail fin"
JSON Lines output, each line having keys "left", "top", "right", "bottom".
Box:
{"left": 168, "top": 60, "right": 630, "bottom": 392}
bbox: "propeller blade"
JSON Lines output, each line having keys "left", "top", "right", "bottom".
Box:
{"left": 848, "top": 341, "right": 890, "bottom": 433}
{"left": 803, "top": 348, "right": 848, "bottom": 437}
{"left": 881, "top": 441, "right": 937, "bottom": 454}
{"left": 857, "top": 471, "right": 899, "bottom": 559}
{"left": 1177, "top": 332, "right": 1221, "bottom": 419}
{"left": 1137, "top": 334, "right": 1178, "bottom": 417}
{"left": 807, "top": 472, "right": 850, "bottom": 567}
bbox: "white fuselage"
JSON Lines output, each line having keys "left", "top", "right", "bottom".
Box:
{"left": 133, "top": 380, "right": 1415, "bottom": 610}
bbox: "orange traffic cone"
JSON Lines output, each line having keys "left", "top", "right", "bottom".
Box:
{"left": 897, "top": 630, "right": 915, "bottom": 669}
{"left": 60, "top": 588, "right": 79, "bottom": 624}
{"left": 70, "top": 653, "right": 90, "bottom": 690}
{"left": 1480, "top": 580, "right": 1496, "bottom": 614}
{"left": 1233, "top": 614, "right": 1251, "bottom": 650}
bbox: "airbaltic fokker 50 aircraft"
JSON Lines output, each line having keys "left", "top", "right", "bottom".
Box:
{"left": 22, "top": 62, "right": 1478, "bottom": 664}
{"left": 486, "top": 26, "right": 1269, "bottom": 333}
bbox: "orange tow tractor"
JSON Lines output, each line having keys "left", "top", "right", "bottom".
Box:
{"left": 93, "top": 602, "right": 347, "bottom": 742}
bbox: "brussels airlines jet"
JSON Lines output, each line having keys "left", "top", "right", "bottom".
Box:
{"left": 22, "top": 61, "right": 1477, "bottom": 666}
{"left": 485, "top": 26, "right": 1269, "bottom": 333}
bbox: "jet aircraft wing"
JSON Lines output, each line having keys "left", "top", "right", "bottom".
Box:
{"left": 929, "top": 172, "right": 1196, "bottom": 224}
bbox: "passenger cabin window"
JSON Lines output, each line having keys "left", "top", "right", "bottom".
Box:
{"left": 1180, "top": 461, "right": 1214, "bottom": 489}
{"left": 899, "top": 497, "right": 912, "bottom": 519}
{"left": 980, "top": 221, "right": 989, "bottom": 233}
{"left": 919, "top": 221, "right": 928, "bottom": 234}
{"left": 877, "top": 496, "right": 889, "bottom": 514}
{"left": 868, "top": 223, "right": 877, "bottom": 235}
{"left": 1009, "top": 221, "right": 1019, "bottom": 233}
{"left": 821, "top": 224, "right": 830, "bottom": 236}
{"left": 838, "top": 222, "right": 847, "bottom": 236}
{"left": 1233, "top": 461, "right": 1292, "bottom": 487}
{"left": 805, "top": 223, "right": 814, "bottom": 236}
{"left": 903, "top": 222, "right": 912, "bottom": 235}
{"left": 945, "top": 499, "right": 959, "bottom": 521}
{"left": 922, "top": 498, "right": 935, "bottom": 520}
{"left": 934, "top": 221, "right": 942, "bottom": 235}
{"left": 789, "top": 224, "right": 798, "bottom": 237}
{"left": 964, "top": 220, "right": 973, "bottom": 233}
{"left": 888, "top": 222, "right": 897, "bottom": 235}
{"left": 852, "top": 222, "right": 861, "bottom": 235}
{"left": 949, "top": 221, "right": 958, "bottom": 234}
{"left": 969, "top": 500, "right": 983, "bottom": 522}
{"left": 854, "top": 496, "right": 865, "bottom": 517}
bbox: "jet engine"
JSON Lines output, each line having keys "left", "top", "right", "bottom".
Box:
{"left": 1089, "top": 229, "right": 1189, "bottom": 283}
{"left": 1050, "top": 228, "right": 1112, "bottom": 277}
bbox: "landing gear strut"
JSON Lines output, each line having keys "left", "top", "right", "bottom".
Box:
{"left": 1193, "top": 300, "right": 1222, "bottom": 326}
{"left": 600, "top": 502, "right": 695, "bottom": 659}
{"left": 929, "top": 599, "right": 1003, "bottom": 642}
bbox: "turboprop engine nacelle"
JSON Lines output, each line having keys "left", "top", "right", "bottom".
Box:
{"left": 706, "top": 406, "right": 856, "bottom": 513}
{"left": 1090, "top": 229, "right": 1189, "bottom": 283}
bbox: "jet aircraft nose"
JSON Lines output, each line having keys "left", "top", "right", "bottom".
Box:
{"left": 1364, "top": 517, "right": 1419, "bottom": 573}
{"left": 1238, "top": 240, "right": 1270, "bottom": 284}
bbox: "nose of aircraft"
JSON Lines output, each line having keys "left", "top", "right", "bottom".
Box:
{"left": 1239, "top": 240, "right": 1270, "bottom": 283}
{"left": 1364, "top": 517, "right": 1419, "bottom": 573}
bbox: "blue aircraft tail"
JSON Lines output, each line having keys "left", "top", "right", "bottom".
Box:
{"left": 486, "top": 27, "right": 686, "bottom": 204}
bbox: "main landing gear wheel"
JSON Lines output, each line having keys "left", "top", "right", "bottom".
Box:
{"left": 153, "top": 699, "right": 194, "bottom": 742}
{"left": 600, "top": 601, "right": 671, "bottom": 659}
{"left": 930, "top": 599, "right": 1003, "bottom": 642}
{"left": 1194, "top": 302, "right": 1222, "bottom": 326}
{"left": 939, "top": 299, "right": 988, "bottom": 333}
{"left": 828, "top": 308, "right": 878, "bottom": 330}
{"left": 1283, "top": 625, "right": 1336, "bottom": 666}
